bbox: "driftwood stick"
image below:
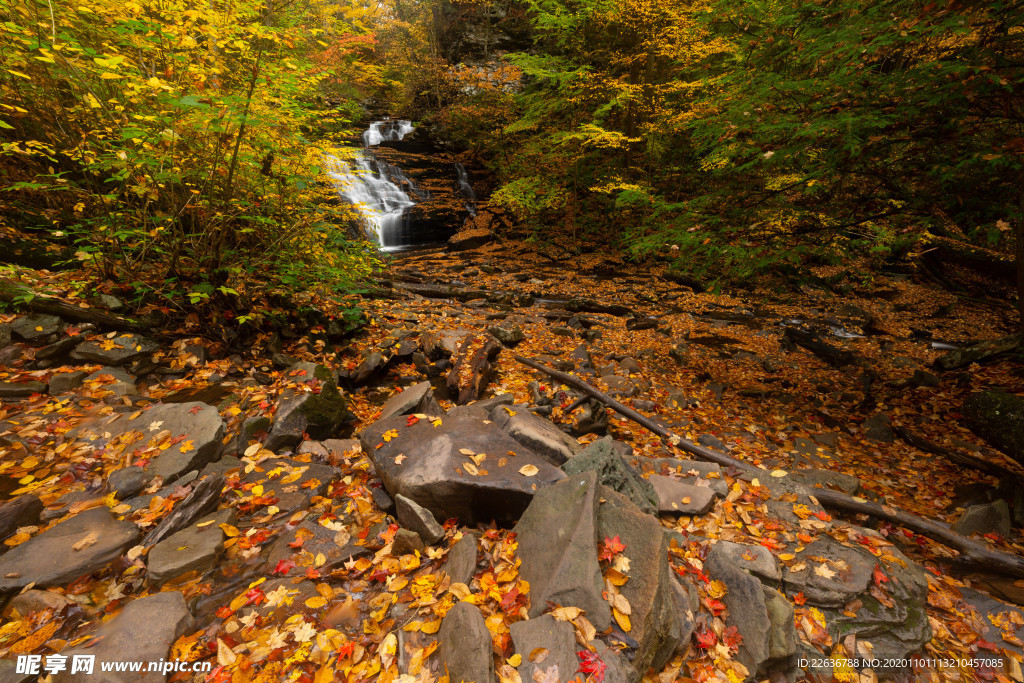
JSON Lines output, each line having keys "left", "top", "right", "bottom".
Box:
{"left": 514, "top": 355, "right": 1024, "bottom": 579}
{"left": 894, "top": 425, "right": 1024, "bottom": 485}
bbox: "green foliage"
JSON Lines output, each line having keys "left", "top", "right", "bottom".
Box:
{"left": 0, "top": 0, "right": 381, "bottom": 305}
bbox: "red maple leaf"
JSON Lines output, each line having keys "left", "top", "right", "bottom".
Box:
{"left": 577, "top": 649, "right": 606, "bottom": 682}
{"left": 793, "top": 592, "right": 807, "bottom": 605}
{"left": 872, "top": 564, "right": 888, "bottom": 585}
{"left": 273, "top": 559, "right": 296, "bottom": 575}
{"left": 695, "top": 625, "right": 717, "bottom": 649}
{"left": 244, "top": 587, "right": 266, "bottom": 606}
{"left": 722, "top": 625, "right": 743, "bottom": 650}
{"left": 598, "top": 535, "right": 626, "bottom": 562}
{"left": 189, "top": 406, "right": 202, "bottom": 415}
{"left": 406, "top": 415, "right": 420, "bottom": 426}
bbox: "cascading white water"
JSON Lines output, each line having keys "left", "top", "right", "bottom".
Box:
{"left": 455, "top": 162, "right": 477, "bottom": 216}
{"left": 326, "top": 120, "right": 428, "bottom": 250}
{"left": 362, "top": 119, "right": 415, "bottom": 147}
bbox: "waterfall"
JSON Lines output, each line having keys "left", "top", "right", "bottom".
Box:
{"left": 455, "top": 162, "right": 477, "bottom": 216}
{"left": 326, "top": 120, "right": 430, "bottom": 251}
{"left": 362, "top": 119, "right": 415, "bottom": 148}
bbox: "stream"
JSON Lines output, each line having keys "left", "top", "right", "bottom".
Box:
{"left": 325, "top": 119, "right": 476, "bottom": 252}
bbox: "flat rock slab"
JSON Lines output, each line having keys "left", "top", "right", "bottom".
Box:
{"left": 241, "top": 458, "right": 341, "bottom": 513}
{"left": 70, "top": 402, "right": 225, "bottom": 483}
{"left": 438, "top": 601, "right": 494, "bottom": 683}
{"left": 510, "top": 615, "right": 579, "bottom": 682}
{"left": 0, "top": 495, "right": 42, "bottom": 545}
{"left": 0, "top": 507, "right": 140, "bottom": 595}
{"left": 378, "top": 381, "right": 434, "bottom": 421}
{"left": 490, "top": 403, "right": 582, "bottom": 466}
{"left": 648, "top": 474, "right": 716, "bottom": 515}
{"left": 514, "top": 470, "right": 610, "bottom": 630}
{"left": 11, "top": 314, "right": 62, "bottom": 341}
{"left": 707, "top": 539, "right": 781, "bottom": 582}
{"left": 0, "top": 381, "right": 47, "bottom": 398}
{"left": 788, "top": 468, "right": 861, "bottom": 495}
{"left": 70, "top": 334, "right": 159, "bottom": 365}
{"left": 782, "top": 536, "right": 873, "bottom": 607}
{"left": 54, "top": 591, "right": 194, "bottom": 683}
{"left": 264, "top": 518, "right": 368, "bottom": 577}
{"left": 147, "top": 509, "right": 235, "bottom": 586}
{"left": 360, "top": 408, "right": 565, "bottom": 525}
{"left": 633, "top": 458, "right": 728, "bottom": 497}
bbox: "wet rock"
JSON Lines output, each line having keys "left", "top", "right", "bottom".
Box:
{"left": 147, "top": 509, "right": 235, "bottom": 585}
{"left": 763, "top": 585, "right": 797, "bottom": 663}
{"left": 10, "top": 314, "right": 62, "bottom": 341}
{"left": 48, "top": 370, "right": 88, "bottom": 394}
{"left": 36, "top": 334, "right": 85, "bottom": 361}
{"left": 447, "top": 226, "right": 493, "bottom": 251}
{"left": 708, "top": 540, "right": 781, "bottom": 583}
{"left": 378, "top": 381, "right": 434, "bottom": 421}
{"left": 510, "top": 615, "right": 578, "bottom": 682}
{"left": 782, "top": 536, "right": 873, "bottom": 607}
{"left": 863, "top": 412, "right": 895, "bottom": 442}
{"left": 7, "top": 589, "right": 72, "bottom": 616}
{"left": 54, "top": 591, "right": 194, "bottom": 683}
{"left": 697, "top": 433, "right": 727, "bottom": 451}
{"left": 634, "top": 458, "right": 727, "bottom": 497}
{"left": 360, "top": 408, "right": 565, "bottom": 525}
{"left": 562, "top": 438, "right": 658, "bottom": 516}
{"left": 705, "top": 542, "right": 772, "bottom": 674}
{"left": 602, "top": 375, "right": 641, "bottom": 398}
{"left": 953, "top": 500, "right": 1012, "bottom": 538}
{"left": 420, "top": 329, "right": 472, "bottom": 358}
{"left": 963, "top": 391, "right": 1024, "bottom": 465}
{"left": 911, "top": 369, "right": 940, "bottom": 387}
{"left": 0, "top": 381, "right": 46, "bottom": 398}
{"left": 264, "top": 386, "right": 350, "bottom": 453}
{"left": 0, "top": 323, "right": 9, "bottom": 348}
{"left": 597, "top": 487, "right": 679, "bottom": 675}
{"left": 0, "top": 495, "right": 42, "bottom": 545}
{"left": 490, "top": 403, "right": 581, "bottom": 466}
{"left": 141, "top": 474, "right": 224, "bottom": 547}
{"left": 648, "top": 474, "right": 716, "bottom": 515}
{"left": 70, "top": 333, "right": 158, "bottom": 365}
{"left": 264, "top": 518, "right": 368, "bottom": 576}
{"left": 241, "top": 458, "right": 340, "bottom": 513}
{"left": 396, "top": 494, "right": 445, "bottom": 544}
{"left": 286, "top": 360, "right": 340, "bottom": 387}
{"left": 445, "top": 533, "right": 478, "bottom": 585}
{"left": 487, "top": 324, "right": 525, "bottom": 347}
{"left": 788, "top": 468, "right": 861, "bottom": 495}
{"left": 371, "top": 486, "right": 394, "bottom": 512}
{"left": 107, "top": 466, "right": 151, "bottom": 500}
{"left": 438, "top": 602, "right": 494, "bottom": 683}
{"left": 0, "top": 507, "right": 141, "bottom": 595}
{"left": 350, "top": 350, "right": 386, "bottom": 385}
{"left": 392, "top": 528, "right": 425, "bottom": 555}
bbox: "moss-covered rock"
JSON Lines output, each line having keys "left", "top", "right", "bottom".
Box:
{"left": 963, "top": 391, "right": 1024, "bottom": 464}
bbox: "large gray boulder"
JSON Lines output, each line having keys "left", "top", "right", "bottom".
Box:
{"left": 10, "top": 314, "right": 62, "bottom": 341}
{"left": 0, "top": 508, "right": 140, "bottom": 595}
{"left": 705, "top": 543, "right": 772, "bottom": 674}
{"left": 360, "top": 407, "right": 565, "bottom": 525}
{"left": 514, "top": 471, "right": 610, "bottom": 630}
{"left": 509, "top": 615, "right": 578, "bottom": 682}
{"left": 54, "top": 591, "right": 194, "bottom": 682}
{"left": 70, "top": 402, "right": 225, "bottom": 484}
{"left": 963, "top": 391, "right": 1024, "bottom": 465}
{"left": 147, "top": 509, "right": 235, "bottom": 585}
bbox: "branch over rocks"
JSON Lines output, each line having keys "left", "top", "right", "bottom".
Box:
{"left": 514, "top": 355, "right": 1024, "bottom": 579}
{"left": 933, "top": 333, "right": 1023, "bottom": 370}
{"left": 0, "top": 279, "right": 161, "bottom": 333}
{"left": 894, "top": 424, "right": 1024, "bottom": 486}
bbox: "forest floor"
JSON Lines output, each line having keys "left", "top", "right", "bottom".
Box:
{"left": 1, "top": 237, "right": 1024, "bottom": 683}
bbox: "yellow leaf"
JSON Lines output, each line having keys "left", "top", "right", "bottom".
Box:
{"left": 706, "top": 580, "right": 727, "bottom": 599}
{"left": 613, "top": 607, "right": 631, "bottom": 632}
{"left": 251, "top": 484, "right": 264, "bottom": 496}
{"left": 518, "top": 464, "right": 539, "bottom": 477}
{"left": 421, "top": 618, "right": 442, "bottom": 634}
{"left": 507, "top": 654, "right": 522, "bottom": 667}
{"left": 100, "top": 72, "right": 121, "bottom": 79}
{"left": 7, "top": 70, "right": 31, "bottom": 79}
{"left": 4, "top": 532, "right": 30, "bottom": 546}
{"left": 305, "top": 596, "right": 328, "bottom": 609}
{"left": 464, "top": 462, "right": 479, "bottom": 476}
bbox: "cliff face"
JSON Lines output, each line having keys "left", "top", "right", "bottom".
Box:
{"left": 431, "top": 0, "right": 533, "bottom": 66}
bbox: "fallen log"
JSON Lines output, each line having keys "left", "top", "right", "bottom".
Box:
{"left": 0, "top": 279, "right": 158, "bottom": 333}
{"left": 448, "top": 334, "right": 502, "bottom": 404}
{"left": 514, "top": 354, "right": 1024, "bottom": 579}
{"left": 894, "top": 424, "right": 1024, "bottom": 485}
{"left": 934, "top": 333, "right": 1022, "bottom": 370}
{"left": 783, "top": 327, "right": 858, "bottom": 367}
